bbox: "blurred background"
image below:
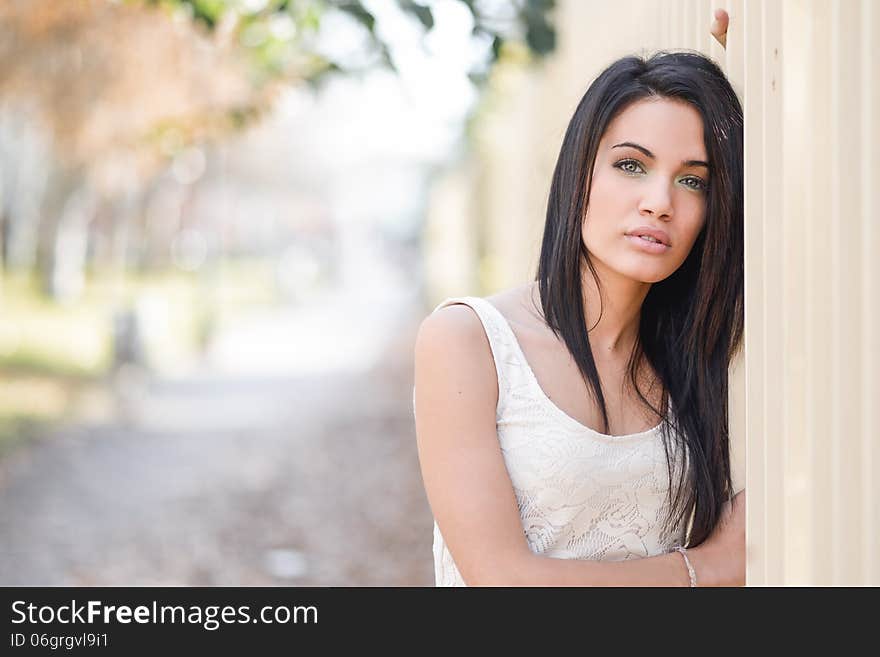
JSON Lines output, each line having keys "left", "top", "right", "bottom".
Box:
{"left": 0, "top": 0, "right": 560, "bottom": 586}
{"left": 1, "top": 0, "right": 876, "bottom": 586}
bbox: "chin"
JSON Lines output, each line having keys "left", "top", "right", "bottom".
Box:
{"left": 618, "top": 265, "right": 671, "bottom": 284}
{"left": 588, "top": 249, "right": 676, "bottom": 284}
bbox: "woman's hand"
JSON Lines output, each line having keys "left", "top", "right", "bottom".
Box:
{"left": 711, "top": 8, "right": 730, "bottom": 49}
{"left": 688, "top": 489, "right": 746, "bottom": 586}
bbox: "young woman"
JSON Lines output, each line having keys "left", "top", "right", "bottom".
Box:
{"left": 414, "top": 49, "right": 745, "bottom": 587}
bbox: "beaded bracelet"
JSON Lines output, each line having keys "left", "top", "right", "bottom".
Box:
{"left": 674, "top": 546, "right": 697, "bottom": 587}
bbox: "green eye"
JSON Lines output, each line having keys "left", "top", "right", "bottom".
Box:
{"left": 680, "top": 176, "right": 707, "bottom": 191}
{"left": 615, "top": 159, "right": 708, "bottom": 192}
{"left": 614, "top": 159, "right": 644, "bottom": 175}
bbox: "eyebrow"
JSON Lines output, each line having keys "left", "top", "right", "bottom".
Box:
{"left": 612, "top": 141, "right": 709, "bottom": 169}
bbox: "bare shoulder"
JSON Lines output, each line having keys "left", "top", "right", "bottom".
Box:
{"left": 415, "top": 303, "right": 494, "bottom": 379}
{"left": 416, "top": 302, "right": 487, "bottom": 347}
{"left": 415, "top": 284, "right": 541, "bottom": 364}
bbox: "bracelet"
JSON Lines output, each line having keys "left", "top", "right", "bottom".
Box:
{"left": 674, "top": 546, "right": 697, "bottom": 587}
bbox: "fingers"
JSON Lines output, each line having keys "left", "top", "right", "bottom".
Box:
{"left": 710, "top": 8, "right": 729, "bottom": 48}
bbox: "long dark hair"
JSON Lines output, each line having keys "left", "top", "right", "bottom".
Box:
{"left": 536, "top": 51, "right": 743, "bottom": 547}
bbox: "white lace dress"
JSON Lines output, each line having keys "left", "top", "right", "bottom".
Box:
{"left": 417, "top": 296, "right": 702, "bottom": 587}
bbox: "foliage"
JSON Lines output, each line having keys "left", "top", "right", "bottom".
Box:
{"left": 145, "top": 0, "right": 556, "bottom": 87}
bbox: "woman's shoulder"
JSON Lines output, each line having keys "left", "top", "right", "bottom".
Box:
{"left": 419, "top": 284, "right": 532, "bottom": 341}
{"left": 418, "top": 283, "right": 540, "bottom": 360}
{"left": 418, "top": 299, "right": 486, "bottom": 344}
{"left": 415, "top": 300, "right": 486, "bottom": 369}
{"left": 414, "top": 297, "right": 500, "bottom": 410}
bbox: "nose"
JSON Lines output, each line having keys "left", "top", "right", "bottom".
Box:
{"left": 638, "top": 179, "right": 674, "bottom": 220}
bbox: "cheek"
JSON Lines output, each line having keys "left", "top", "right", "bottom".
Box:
{"left": 681, "top": 201, "right": 707, "bottom": 241}
{"left": 589, "top": 171, "right": 631, "bottom": 208}
{"left": 581, "top": 173, "right": 630, "bottom": 240}
{"left": 672, "top": 211, "right": 707, "bottom": 262}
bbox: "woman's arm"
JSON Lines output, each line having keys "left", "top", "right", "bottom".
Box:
{"left": 688, "top": 489, "right": 746, "bottom": 587}
{"left": 414, "top": 305, "right": 743, "bottom": 587}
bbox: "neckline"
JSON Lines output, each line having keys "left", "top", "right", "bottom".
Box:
{"left": 474, "top": 296, "right": 666, "bottom": 441}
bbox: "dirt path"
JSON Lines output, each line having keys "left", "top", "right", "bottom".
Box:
{"left": 0, "top": 318, "right": 433, "bottom": 586}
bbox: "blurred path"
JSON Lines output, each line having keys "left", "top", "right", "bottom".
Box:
{"left": 0, "top": 296, "right": 434, "bottom": 586}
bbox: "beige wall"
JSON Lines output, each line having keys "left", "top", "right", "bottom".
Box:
{"left": 772, "top": 0, "right": 879, "bottom": 586}
{"left": 423, "top": 0, "right": 879, "bottom": 584}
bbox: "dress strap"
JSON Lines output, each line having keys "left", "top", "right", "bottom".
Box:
{"left": 429, "top": 296, "right": 525, "bottom": 416}
{"left": 431, "top": 296, "right": 511, "bottom": 376}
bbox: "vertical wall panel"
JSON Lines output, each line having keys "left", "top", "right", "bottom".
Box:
{"left": 805, "top": 0, "right": 834, "bottom": 586}
{"left": 742, "top": 0, "right": 766, "bottom": 585}
{"left": 830, "top": 0, "right": 863, "bottom": 586}
{"left": 781, "top": 0, "right": 812, "bottom": 586}
{"left": 778, "top": 0, "right": 876, "bottom": 585}
{"left": 763, "top": 0, "right": 785, "bottom": 585}
{"left": 679, "top": 0, "right": 691, "bottom": 49}
{"left": 862, "top": 0, "right": 880, "bottom": 587}
{"left": 696, "top": 0, "right": 706, "bottom": 51}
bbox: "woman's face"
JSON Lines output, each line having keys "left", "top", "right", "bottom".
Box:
{"left": 582, "top": 97, "right": 709, "bottom": 284}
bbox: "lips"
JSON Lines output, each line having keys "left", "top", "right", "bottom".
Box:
{"left": 625, "top": 225, "right": 671, "bottom": 247}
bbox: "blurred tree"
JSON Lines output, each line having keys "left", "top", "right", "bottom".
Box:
{"left": 0, "top": 0, "right": 258, "bottom": 295}
{"left": 0, "top": 0, "right": 555, "bottom": 297}
{"left": 149, "top": 1, "right": 556, "bottom": 86}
